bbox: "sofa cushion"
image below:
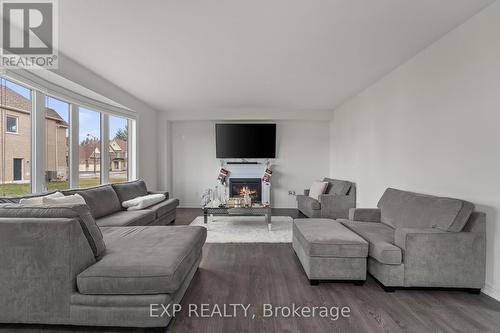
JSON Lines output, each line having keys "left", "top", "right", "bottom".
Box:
{"left": 341, "top": 220, "right": 402, "bottom": 265}
{"left": 0, "top": 191, "right": 59, "bottom": 204}
{"left": 96, "top": 210, "right": 156, "bottom": 227}
{"left": 147, "top": 198, "right": 179, "bottom": 219}
{"left": 308, "top": 181, "right": 328, "bottom": 200}
{"left": 20, "top": 191, "right": 64, "bottom": 205}
{"left": 0, "top": 204, "right": 105, "bottom": 258}
{"left": 323, "top": 178, "right": 352, "bottom": 195}
{"left": 293, "top": 219, "right": 368, "bottom": 257}
{"left": 64, "top": 185, "right": 122, "bottom": 219}
{"left": 123, "top": 194, "right": 166, "bottom": 211}
{"left": 377, "top": 188, "right": 474, "bottom": 232}
{"left": 111, "top": 179, "right": 149, "bottom": 203}
{"left": 77, "top": 226, "right": 207, "bottom": 295}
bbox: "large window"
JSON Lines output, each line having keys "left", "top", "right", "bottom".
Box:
{"left": 0, "top": 79, "right": 32, "bottom": 195}
{"left": 79, "top": 108, "right": 101, "bottom": 188}
{"left": 45, "top": 96, "right": 70, "bottom": 191}
{"left": 0, "top": 75, "right": 136, "bottom": 196}
{"left": 109, "top": 115, "right": 128, "bottom": 183}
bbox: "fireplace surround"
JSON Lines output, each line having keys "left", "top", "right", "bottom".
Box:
{"left": 229, "top": 178, "right": 262, "bottom": 203}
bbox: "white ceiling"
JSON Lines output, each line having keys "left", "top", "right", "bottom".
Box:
{"left": 59, "top": 0, "right": 494, "bottom": 118}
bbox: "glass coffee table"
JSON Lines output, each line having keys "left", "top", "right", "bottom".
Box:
{"left": 203, "top": 205, "right": 272, "bottom": 230}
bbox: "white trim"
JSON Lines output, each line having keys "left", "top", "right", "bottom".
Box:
{"left": 32, "top": 90, "right": 46, "bottom": 193}
{"left": 128, "top": 119, "right": 137, "bottom": 180}
{"left": 483, "top": 283, "right": 500, "bottom": 301}
{"left": 69, "top": 104, "right": 79, "bottom": 188}
{"left": 3, "top": 69, "right": 136, "bottom": 120}
{"left": 101, "top": 114, "right": 110, "bottom": 184}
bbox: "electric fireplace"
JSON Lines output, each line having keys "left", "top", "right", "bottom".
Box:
{"left": 229, "top": 178, "right": 262, "bottom": 203}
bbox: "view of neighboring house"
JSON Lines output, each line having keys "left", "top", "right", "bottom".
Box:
{"left": 0, "top": 87, "right": 68, "bottom": 183}
{"left": 79, "top": 138, "right": 128, "bottom": 173}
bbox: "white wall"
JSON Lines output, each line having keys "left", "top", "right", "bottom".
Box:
{"left": 330, "top": 1, "right": 500, "bottom": 300}
{"left": 169, "top": 120, "right": 329, "bottom": 208}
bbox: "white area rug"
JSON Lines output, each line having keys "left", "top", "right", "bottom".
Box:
{"left": 189, "top": 216, "right": 293, "bottom": 243}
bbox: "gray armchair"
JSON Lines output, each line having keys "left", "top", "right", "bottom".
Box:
{"left": 339, "top": 188, "right": 486, "bottom": 292}
{"left": 296, "top": 178, "right": 356, "bottom": 219}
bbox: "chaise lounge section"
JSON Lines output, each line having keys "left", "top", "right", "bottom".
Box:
{"left": 339, "top": 188, "right": 486, "bottom": 292}
{"left": 0, "top": 202, "right": 205, "bottom": 327}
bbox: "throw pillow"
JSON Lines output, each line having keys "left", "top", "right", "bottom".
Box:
{"left": 19, "top": 192, "right": 64, "bottom": 205}
{"left": 122, "top": 193, "right": 166, "bottom": 211}
{"left": 43, "top": 193, "right": 86, "bottom": 205}
{"left": 309, "top": 181, "right": 328, "bottom": 201}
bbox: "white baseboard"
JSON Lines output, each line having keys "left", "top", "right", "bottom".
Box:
{"left": 482, "top": 283, "right": 500, "bottom": 301}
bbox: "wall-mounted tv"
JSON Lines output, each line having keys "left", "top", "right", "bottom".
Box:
{"left": 215, "top": 123, "right": 276, "bottom": 159}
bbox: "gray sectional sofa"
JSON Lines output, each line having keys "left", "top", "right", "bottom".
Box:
{"left": 0, "top": 179, "right": 179, "bottom": 226}
{"left": 338, "top": 188, "right": 486, "bottom": 292}
{"left": 296, "top": 178, "right": 356, "bottom": 219}
{"left": 0, "top": 180, "right": 205, "bottom": 328}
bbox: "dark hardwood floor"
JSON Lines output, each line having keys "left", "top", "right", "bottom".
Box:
{"left": 1, "top": 208, "right": 499, "bottom": 333}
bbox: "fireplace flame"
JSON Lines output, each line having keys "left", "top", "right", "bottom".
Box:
{"left": 239, "top": 186, "right": 257, "bottom": 197}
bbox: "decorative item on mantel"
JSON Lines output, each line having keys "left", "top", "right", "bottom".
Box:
{"left": 217, "top": 167, "right": 229, "bottom": 185}
{"left": 262, "top": 167, "right": 273, "bottom": 183}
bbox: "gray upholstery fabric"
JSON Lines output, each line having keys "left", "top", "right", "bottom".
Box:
{"left": 96, "top": 210, "right": 156, "bottom": 227}
{"left": 377, "top": 188, "right": 474, "bottom": 232}
{"left": 148, "top": 190, "right": 170, "bottom": 199}
{"left": 319, "top": 193, "right": 356, "bottom": 219}
{"left": 398, "top": 212, "right": 486, "bottom": 288}
{"left": 70, "top": 256, "right": 201, "bottom": 328}
{"left": 349, "top": 208, "right": 381, "bottom": 222}
{"left": 111, "top": 180, "right": 149, "bottom": 203}
{"left": 292, "top": 218, "right": 367, "bottom": 281}
{"left": 0, "top": 204, "right": 105, "bottom": 258}
{"left": 296, "top": 195, "right": 321, "bottom": 218}
{"left": 342, "top": 220, "right": 402, "bottom": 265}
{"left": 0, "top": 218, "right": 95, "bottom": 324}
{"left": 64, "top": 185, "right": 122, "bottom": 219}
{"left": 323, "top": 178, "right": 352, "bottom": 195}
{"left": 394, "top": 227, "right": 446, "bottom": 250}
{"left": 293, "top": 236, "right": 366, "bottom": 280}
{"left": 367, "top": 257, "right": 404, "bottom": 287}
{"left": 147, "top": 198, "right": 179, "bottom": 219}
{"left": 77, "top": 226, "right": 206, "bottom": 295}
{"left": 293, "top": 219, "right": 368, "bottom": 257}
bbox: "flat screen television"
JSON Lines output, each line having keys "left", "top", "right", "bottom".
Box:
{"left": 215, "top": 123, "right": 276, "bottom": 158}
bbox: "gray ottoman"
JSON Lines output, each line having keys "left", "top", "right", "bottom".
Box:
{"left": 293, "top": 218, "right": 368, "bottom": 285}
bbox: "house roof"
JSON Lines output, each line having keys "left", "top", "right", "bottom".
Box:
{"left": 1, "top": 86, "right": 69, "bottom": 127}
{"left": 79, "top": 139, "right": 128, "bottom": 162}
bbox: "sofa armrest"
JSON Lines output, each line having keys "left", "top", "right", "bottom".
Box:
{"left": 394, "top": 225, "right": 486, "bottom": 288}
{"left": 303, "top": 189, "right": 310, "bottom": 196}
{"left": 319, "top": 194, "right": 355, "bottom": 219}
{"left": 148, "top": 190, "right": 169, "bottom": 199}
{"left": 348, "top": 208, "right": 381, "bottom": 222}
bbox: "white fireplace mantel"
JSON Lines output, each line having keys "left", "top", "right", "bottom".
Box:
{"left": 224, "top": 162, "right": 271, "bottom": 205}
